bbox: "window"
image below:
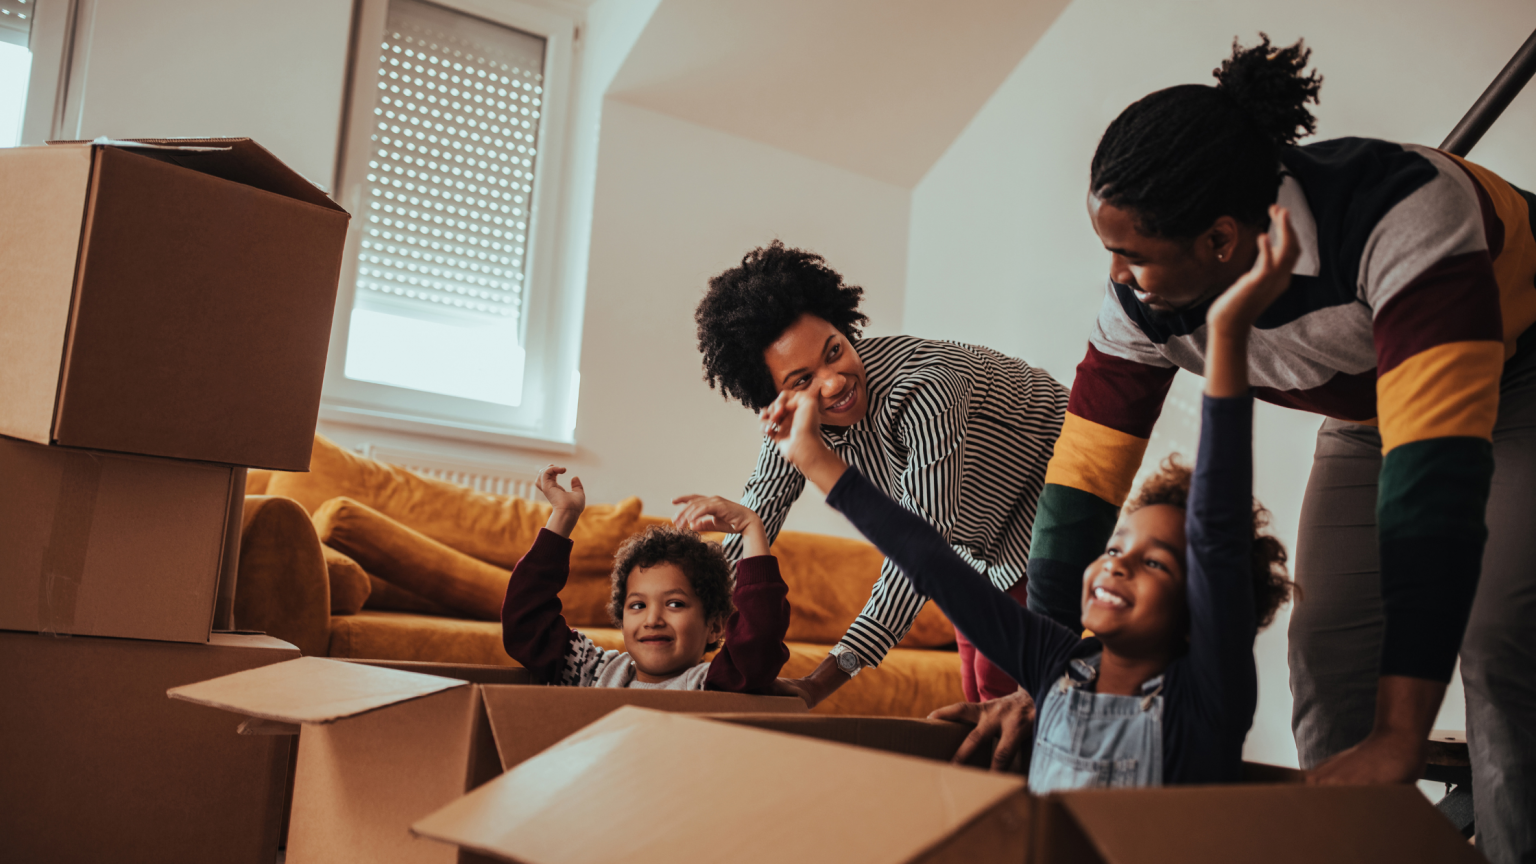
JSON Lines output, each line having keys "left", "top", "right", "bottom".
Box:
{"left": 324, "top": 0, "right": 577, "bottom": 449}
{"left": 0, "top": 0, "right": 33, "bottom": 146}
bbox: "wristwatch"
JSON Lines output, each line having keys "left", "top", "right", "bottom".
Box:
{"left": 830, "top": 644, "right": 863, "bottom": 677}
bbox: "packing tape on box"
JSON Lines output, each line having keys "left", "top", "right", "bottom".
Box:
{"left": 38, "top": 450, "right": 103, "bottom": 636}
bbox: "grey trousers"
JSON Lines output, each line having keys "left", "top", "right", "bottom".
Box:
{"left": 1289, "top": 342, "right": 1536, "bottom": 864}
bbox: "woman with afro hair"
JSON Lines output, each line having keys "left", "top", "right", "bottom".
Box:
{"left": 974, "top": 34, "right": 1535, "bottom": 857}
{"left": 691, "top": 240, "right": 1068, "bottom": 709}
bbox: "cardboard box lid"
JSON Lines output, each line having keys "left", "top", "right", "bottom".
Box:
{"left": 49, "top": 137, "right": 343, "bottom": 211}
{"left": 478, "top": 684, "right": 806, "bottom": 771}
{"left": 1044, "top": 784, "right": 1484, "bottom": 863}
{"left": 412, "top": 706, "right": 1025, "bottom": 864}
{"left": 168, "top": 656, "right": 467, "bottom": 724}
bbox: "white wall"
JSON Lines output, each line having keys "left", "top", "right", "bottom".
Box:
{"left": 905, "top": 0, "right": 1536, "bottom": 768}
{"left": 556, "top": 98, "right": 908, "bottom": 534}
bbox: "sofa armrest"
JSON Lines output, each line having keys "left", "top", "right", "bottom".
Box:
{"left": 234, "top": 495, "right": 332, "bottom": 658}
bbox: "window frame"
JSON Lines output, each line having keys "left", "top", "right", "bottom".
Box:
{"left": 321, "top": 0, "right": 579, "bottom": 452}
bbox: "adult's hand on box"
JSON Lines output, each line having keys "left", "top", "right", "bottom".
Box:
{"left": 770, "top": 676, "right": 818, "bottom": 708}
{"left": 1307, "top": 731, "right": 1426, "bottom": 786}
{"left": 930, "top": 689, "right": 1036, "bottom": 774}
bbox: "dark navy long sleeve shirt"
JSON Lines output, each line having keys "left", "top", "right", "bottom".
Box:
{"left": 826, "top": 394, "right": 1259, "bottom": 784}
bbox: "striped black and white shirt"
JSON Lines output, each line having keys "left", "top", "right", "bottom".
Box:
{"left": 721, "top": 335, "right": 1068, "bottom": 667}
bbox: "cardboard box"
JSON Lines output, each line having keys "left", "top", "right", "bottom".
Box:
{"left": 0, "top": 631, "right": 300, "bottom": 864}
{"left": 168, "top": 657, "right": 806, "bottom": 864}
{"left": 0, "top": 137, "right": 349, "bottom": 471}
{"left": 1030, "top": 784, "right": 1485, "bottom": 863}
{"left": 704, "top": 712, "right": 993, "bottom": 767}
{"left": 0, "top": 433, "right": 242, "bottom": 643}
{"left": 410, "top": 706, "right": 1033, "bottom": 864}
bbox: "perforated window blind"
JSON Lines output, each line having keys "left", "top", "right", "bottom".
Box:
{"left": 357, "top": 0, "right": 546, "bottom": 329}
{"left": 0, "top": 0, "right": 33, "bottom": 48}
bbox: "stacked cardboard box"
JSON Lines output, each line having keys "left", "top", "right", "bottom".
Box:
{"left": 0, "top": 138, "right": 350, "bottom": 864}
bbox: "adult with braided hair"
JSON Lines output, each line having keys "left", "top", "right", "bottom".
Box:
{"left": 945, "top": 35, "right": 1536, "bottom": 859}
{"left": 692, "top": 241, "right": 1068, "bottom": 711}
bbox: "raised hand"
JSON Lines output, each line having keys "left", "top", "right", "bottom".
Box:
{"left": 535, "top": 464, "right": 585, "bottom": 537}
{"left": 761, "top": 389, "right": 848, "bottom": 493}
{"left": 1207, "top": 204, "right": 1300, "bottom": 334}
{"left": 671, "top": 494, "right": 771, "bottom": 558}
{"left": 671, "top": 495, "right": 756, "bottom": 535}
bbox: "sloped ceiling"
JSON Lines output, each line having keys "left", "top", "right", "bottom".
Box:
{"left": 605, "top": 0, "right": 1071, "bottom": 188}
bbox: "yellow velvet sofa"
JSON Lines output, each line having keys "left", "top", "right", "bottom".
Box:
{"left": 234, "top": 436, "right": 965, "bottom": 717}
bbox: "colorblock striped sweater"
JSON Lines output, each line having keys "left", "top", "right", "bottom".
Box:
{"left": 1028, "top": 138, "right": 1536, "bottom": 682}
{"left": 723, "top": 335, "right": 1069, "bottom": 667}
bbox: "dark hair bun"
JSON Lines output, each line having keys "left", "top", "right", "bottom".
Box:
{"left": 1214, "top": 34, "right": 1323, "bottom": 147}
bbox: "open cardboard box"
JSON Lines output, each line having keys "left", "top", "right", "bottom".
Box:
{"left": 0, "top": 631, "right": 300, "bottom": 864}
{"left": 409, "top": 708, "right": 1484, "bottom": 864}
{"left": 411, "top": 706, "right": 1032, "bottom": 864}
{"left": 0, "top": 433, "right": 243, "bottom": 643}
{"left": 168, "top": 657, "right": 807, "bottom": 864}
{"left": 0, "top": 137, "right": 348, "bottom": 471}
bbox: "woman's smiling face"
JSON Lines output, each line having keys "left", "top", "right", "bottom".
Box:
{"left": 761, "top": 313, "right": 870, "bottom": 427}
{"left": 1080, "top": 503, "right": 1189, "bottom": 654}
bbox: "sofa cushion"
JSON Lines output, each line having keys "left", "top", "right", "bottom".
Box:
{"left": 634, "top": 516, "right": 956, "bottom": 649}
{"left": 325, "top": 611, "right": 965, "bottom": 718}
{"left": 266, "top": 435, "right": 642, "bottom": 579}
{"left": 320, "top": 545, "right": 372, "bottom": 615}
{"left": 316, "top": 496, "right": 617, "bottom": 627}
{"left": 365, "top": 575, "right": 454, "bottom": 616}
{"left": 316, "top": 497, "right": 509, "bottom": 621}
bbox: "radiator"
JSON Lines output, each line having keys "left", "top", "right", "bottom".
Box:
{"left": 359, "top": 443, "right": 542, "bottom": 501}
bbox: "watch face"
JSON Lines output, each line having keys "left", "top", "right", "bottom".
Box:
{"left": 837, "top": 651, "right": 860, "bottom": 674}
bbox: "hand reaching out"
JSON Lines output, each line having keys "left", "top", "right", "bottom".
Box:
{"left": 535, "top": 464, "right": 584, "bottom": 537}
{"left": 1205, "top": 205, "right": 1300, "bottom": 398}
{"left": 759, "top": 389, "right": 848, "bottom": 494}
{"left": 1207, "top": 204, "right": 1300, "bottom": 334}
{"left": 671, "top": 494, "right": 771, "bottom": 558}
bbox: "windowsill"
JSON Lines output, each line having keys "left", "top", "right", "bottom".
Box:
{"left": 317, "top": 402, "right": 577, "bottom": 455}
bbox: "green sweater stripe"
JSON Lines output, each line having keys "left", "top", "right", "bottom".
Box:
{"left": 1378, "top": 437, "right": 1494, "bottom": 542}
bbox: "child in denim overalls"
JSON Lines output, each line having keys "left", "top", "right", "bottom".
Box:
{"left": 761, "top": 205, "right": 1302, "bottom": 790}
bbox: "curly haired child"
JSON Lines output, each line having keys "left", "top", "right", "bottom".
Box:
{"left": 501, "top": 466, "right": 789, "bottom": 692}
{"left": 761, "top": 204, "right": 1301, "bottom": 788}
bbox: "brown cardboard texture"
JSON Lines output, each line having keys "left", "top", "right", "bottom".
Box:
{"left": 703, "top": 712, "right": 990, "bottom": 766}
{"left": 1032, "top": 784, "right": 1486, "bottom": 864}
{"left": 0, "top": 138, "right": 349, "bottom": 470}
{"left": 0, "top": 631, "right": 299, "bottom": 864}
{"left": 0, "top": 433, "right": 241, "bottom": 643}
{"left": 412, "top": 706, "right": 1031, "bottom": 864}
{"left": 477, "top": 683, "right": 805, "bottom": 770}
{"left": 169, "top": 658, "right": 805, "bottom": 864}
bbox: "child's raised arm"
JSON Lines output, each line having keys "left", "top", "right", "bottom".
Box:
{"left": 762, "top": 390, "right": 1079, "bottom": 700}
{"left": 673, "top": 496, "right": 790, "bottom": 694}
{"left": 501, "top": 465, "right": 588, "bottom": 682}
{"left": 1184, "top": 206, "right": 1297, "bottom": 712}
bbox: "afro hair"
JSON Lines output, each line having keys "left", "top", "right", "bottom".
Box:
{"left": 695, "top": 240, "right": 868, "bottom": 411}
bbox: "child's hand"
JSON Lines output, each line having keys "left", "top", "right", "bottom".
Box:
{"left": 1207, "top": 204, "right": 1299, "bottom": 335}
{"left": 671, "top": 495, "right": 757, "bottom": 535}
{"left": 672, "top": 495, "right": 771, "bottom": 558}
{"left": 760, "top": 390, "right": 848, "bottom": 493}
{"left": 536, "top": 464, "right": 584, "bottom": 538}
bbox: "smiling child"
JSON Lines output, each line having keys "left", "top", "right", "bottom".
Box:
{"left": 501, "top": 466, "right": 790, "bottom": 691}
{"left": 761, "top": 205, "right": 1302, "bottom": 788}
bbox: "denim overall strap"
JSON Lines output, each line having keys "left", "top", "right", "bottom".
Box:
{"left": 1026, "top": 652, "right": 1165, "bottom": 793}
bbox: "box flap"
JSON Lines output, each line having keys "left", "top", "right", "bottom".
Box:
{"left": 413, "top": 706, "right": 1024, "bottom": 864}
{"left": 49, "top": 137, "right": 344, "bottom": 212}
{"left": 1050, "top": 784, "right": 1484, "bottom": 863}
{"left": 704, "top": 714, "right": 984, "bottom": 765}
{"left": 478, "top": 684, "right": 804, "bottom": 770}
{"left": 167, "top": 656, "right": 467, "bottom": 724}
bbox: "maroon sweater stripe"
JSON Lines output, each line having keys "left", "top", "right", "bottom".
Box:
{"left": 1373, "top": 252, "right": 1503, "bottom": 376}
{"left": 1066, "top": 344, "right": 1178, "bottom": 439}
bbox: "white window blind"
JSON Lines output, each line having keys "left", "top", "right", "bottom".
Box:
{"left": 343, "top": 0, "right": 547, "bottom": 407}
{"left": 0, "top": 0, "right": 31, "bottom": 48}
